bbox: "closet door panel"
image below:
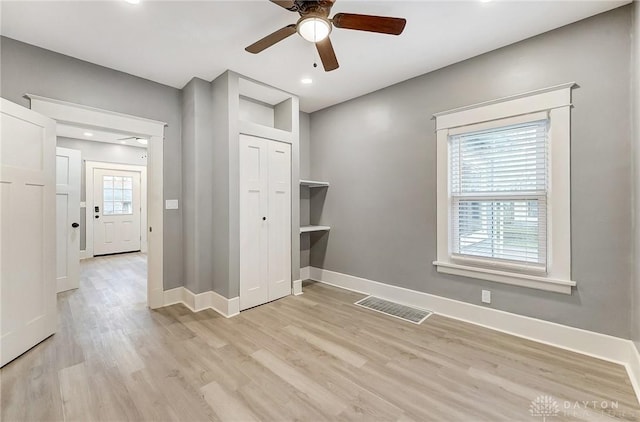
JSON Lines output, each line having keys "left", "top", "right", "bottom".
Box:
{"left": 267, "top": 141, "right": 292, "bottom": 301}
{"left": 239, "top": 135, "right": 269, "bottom": 310}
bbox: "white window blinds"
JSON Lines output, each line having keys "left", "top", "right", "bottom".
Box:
{"left": 449, "top": 119, "right": 548, "bottom": 271}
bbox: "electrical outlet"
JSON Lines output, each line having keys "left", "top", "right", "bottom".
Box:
{"left": 482, "top": 290, "right": 491, "bottom": 304}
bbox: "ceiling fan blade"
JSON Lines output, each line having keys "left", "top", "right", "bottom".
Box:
{"left": 245, "top": 24, "right": 297, "bottom": 54}
{"left": 332, "top": 13, "right": 407, "bottom": 35}
{"left": 316, "top": 37, "right": 339, "bottom": 72}
{"left": 269, "top": 0, "right": 298, "bottom": 11}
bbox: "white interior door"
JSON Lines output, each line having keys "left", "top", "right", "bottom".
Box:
{"left": 1, "top": 98, "right": 57, "bottom": 367}
{"left": 239, "top": 134, "right": 269, "bottom": 310}
{"left": 239, "top": 135, "right": 291, "bottom": 311}
{"left": 56, "top": 147, "right": 81, "bottom": 293}
{"left": 93, "top": 168, "right": 141, "bottom": 256}
{"left": 267, "top": 141, "right": 291, "bottom": 302}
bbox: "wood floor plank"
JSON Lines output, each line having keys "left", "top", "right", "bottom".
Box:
{"left": 58, "top": 362, "right": 98, "bottom": 422}
{"left": 1, "top": 253, "right": 638, "bottom": 422}
{"left": 251, "top": 348, "right": 349, "bottom": 417}
{"left": 201, "top": 381, "right": 260, "bottom": 422}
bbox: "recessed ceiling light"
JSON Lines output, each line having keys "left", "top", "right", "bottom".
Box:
{"left": 301, "top": 78, "right": 313, "bottom": 84}
{"left": 125, "top": 0, "right": 140, "bottom": 4}
{"left": 84, "top": 132, "right": 93, "bottom": 137}
{"left": 136, "top": 138, "right": 148, "bottom": 145}
{"left": 120, "top": 141, "right": 127, "bottom": 144}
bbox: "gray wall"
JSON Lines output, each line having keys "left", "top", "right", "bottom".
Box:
{"left": 56, "top": 136, "right": 147, "bottom": 250}
{"left": 300, "top": 112, "right": 311, "bottom": 268}
{"left": 211, "top": 72, "right": 232, "bottom": 298}
{"left": 633, "top": 1, "right": 640, "bottom": 351}
{"left": 1, "top": 37, "right": 183, "bottom": 290}
{"left": 309, "top": 6, "right": 632, "bottom": 338}
{"left": 182, "top": 78, "right": 215, "bottom": 294}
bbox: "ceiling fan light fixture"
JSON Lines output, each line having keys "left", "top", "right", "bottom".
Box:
{"left": 297, "top": 17, "right": 331, "bottom": 43}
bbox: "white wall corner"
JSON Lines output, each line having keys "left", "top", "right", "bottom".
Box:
{"left": 293, "top": 279, "right": 303, "bottom": 296}
{"left": 226, "top": 296, "right": 240, "bottom": 318}
{"left": 625, "top": 343, "right": 640, "bottom": 406}
{"left": 182, "top": 287, "right": 197, "bottom": 310}
{"left": 163, "top": 287, "right": 184, "bottom": 307}
{"left": 300, "top": 266, "right": 310, "bottom": 281}
{"left": 162, "top": 287, "right": 239, "bottom": 318}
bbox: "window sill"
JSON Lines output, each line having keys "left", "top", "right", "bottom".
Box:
{"left": 432, "top": 261, "right": 576, "bottom": 294}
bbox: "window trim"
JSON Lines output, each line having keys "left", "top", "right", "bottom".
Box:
{"left": 433, "top": 83, "right": 577, "bottom": 294}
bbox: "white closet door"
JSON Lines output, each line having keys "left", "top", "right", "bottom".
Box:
{"left": 267, "top": 141, "right": 291, "bottom": 302}
{"left": 239, "top": 135, "right": 269, "bottom": 310}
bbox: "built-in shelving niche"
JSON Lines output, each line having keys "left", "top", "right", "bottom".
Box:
{"left": 238, "top": 77, "right": 295, "bottom": 143}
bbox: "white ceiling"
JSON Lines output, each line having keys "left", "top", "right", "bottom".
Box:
{"left": 1, "top": 0, "right": 629, "bottom": 112}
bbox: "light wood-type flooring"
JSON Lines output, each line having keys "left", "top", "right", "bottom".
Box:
{"left": 1, "top": 253, "right": 639, "bottom": 421}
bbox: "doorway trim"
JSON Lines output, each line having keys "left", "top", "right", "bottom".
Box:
{"left": 27, "top": 94, "right": 166, "bottom": 309}
{"left": 86, "top": 161, "right": 148, "bottom": 257}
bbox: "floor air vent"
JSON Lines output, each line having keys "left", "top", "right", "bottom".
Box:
{"left": 354, "top": 296, "right": 432, "bottom": 324}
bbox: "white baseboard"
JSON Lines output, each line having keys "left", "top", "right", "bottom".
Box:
{"left": 79, "top": 250, "right": 89, "bottom": 260}
{"left": 163, "top": 286, "right": 183, "bottom": 306}
{"left": 163, "top": 287, "right": 239, "bottom": 318}
{"left": 292, "top": 279, "right": 303, "bottom": 296}
{"left": 626, "top": 344, "right": 640, "bottom": 403}
{"left": 300, "top": 266, "right": 310, "bottom": 281}
{"left": 308, "top": 266, "right": 640, "bottom": 404}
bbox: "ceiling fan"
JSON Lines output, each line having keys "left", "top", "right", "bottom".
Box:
{"left": 245, "top": 0, "right": 407, "bottom": 72}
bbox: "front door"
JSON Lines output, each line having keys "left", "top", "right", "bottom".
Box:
{"left": 1, "top": 98, "right": 57, "bottom": 367}
{"left": 93, "top": 168, "right": 141, "bottom": 256}
{"left": 56, "top": 147, "right": 81, "bottom": 293}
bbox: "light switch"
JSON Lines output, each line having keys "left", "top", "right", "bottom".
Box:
{"left": 165, "top": 199, "right": 179, "bottom": 210}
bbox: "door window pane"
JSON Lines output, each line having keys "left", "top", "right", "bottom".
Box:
{"left": 103, "top": 175, "right": 134, "bottom": 215}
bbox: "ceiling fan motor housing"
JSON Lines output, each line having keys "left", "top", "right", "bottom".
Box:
{"left": 294, "top": 0, "right": 336, "bottom": 16}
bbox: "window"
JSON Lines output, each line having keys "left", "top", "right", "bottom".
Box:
{"left": 433, "top": 83, "right": 576, "bottom": 294}
{"left": 450, "top": 119, "right": 547, "bottom": 271}
{"left": 103, "top": 175, "right": 133, "bottom": 215}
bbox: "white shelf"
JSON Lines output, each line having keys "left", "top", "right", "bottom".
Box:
{"left": 300, "top": 225, "right": 331, "bottom": 234}
{"left": 300, "top": 179, "right": 330, "bottom": 188}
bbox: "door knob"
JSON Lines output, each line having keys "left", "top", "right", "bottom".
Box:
{"left": 72, "top": 222, "right": 79, "bottom": 228}
{"left": 262, "top": 217, "right": 266, "bottom": 221}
